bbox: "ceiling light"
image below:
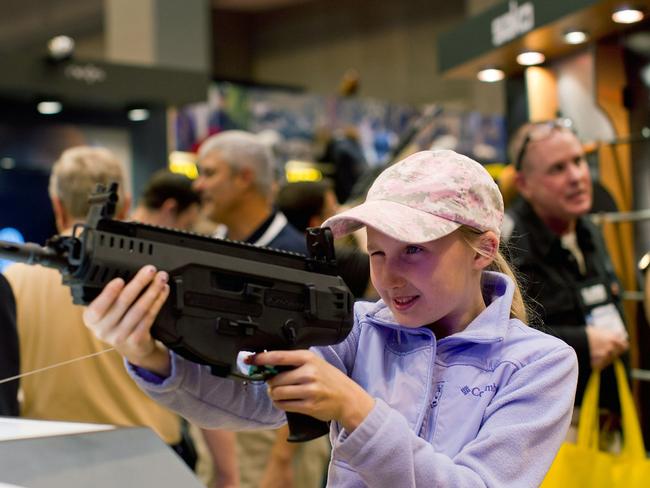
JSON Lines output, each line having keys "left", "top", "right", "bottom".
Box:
{"left": 127, "top": 108, "right": 150, "bottom": 122}
{"left": 0, "top": 157, "right": 15, "bottom": 170}
{"left": 477, "top": 68, "right": 505, "bottom": 83}
{"left": 37, "top": 101, "right": 62, "bottom": 115}
{"left": 47, "top": 35, "right": 75, "bottom": 61}
{"left": 516, "top": 51, "right": 546, "bottom": 66}
{"left": 564, "top": 30, "right": 589, "bottom": 44}
{"left": 612, "top": 7, "right": 644, "bottom": 24}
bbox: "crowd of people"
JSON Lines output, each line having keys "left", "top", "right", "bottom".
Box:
{"left": 0, "top": 121, "right": 636, "bottom": 487}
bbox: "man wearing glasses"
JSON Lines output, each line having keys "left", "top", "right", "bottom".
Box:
{"left": 503, "top": 120, "right": 629, "bottom": 439}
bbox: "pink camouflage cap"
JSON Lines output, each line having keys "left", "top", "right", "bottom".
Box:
{"left": 322, "top": 149, "right": 504, "bottom": 243}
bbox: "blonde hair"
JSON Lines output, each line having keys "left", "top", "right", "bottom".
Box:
{"left": 49, "top": 146, "right": 127, "bottom": 219}
{"left": 458, "top": 226, "right": 528, "bottom": 323}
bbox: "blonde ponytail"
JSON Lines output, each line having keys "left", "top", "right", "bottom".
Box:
{"left": 488, "top": 251, "right": 527, "bottom": 323}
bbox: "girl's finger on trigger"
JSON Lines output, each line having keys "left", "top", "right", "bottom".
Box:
{"left": 253, "top": 350, "right": 309, "bottom": 367}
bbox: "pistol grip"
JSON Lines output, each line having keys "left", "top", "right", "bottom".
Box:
{"left": 286, "top": 412, "right": 330, "bottom": 443}
{"left": 270, "top": 365, "right": 330, "bottom": 442}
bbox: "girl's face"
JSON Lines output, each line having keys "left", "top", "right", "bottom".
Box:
{"left": 366, "top": 227, "right": 488, "bottom": 337}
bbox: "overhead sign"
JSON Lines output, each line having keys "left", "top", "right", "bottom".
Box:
{"left": 63, "top": 64, "right": 107, "bottom": 85}
{"left": 0, "top": 50, "right": 209, "bottom": 108}
{"left": 491, "top": 1, "right": 535, "bottom": 47}
{"left": 437, "top": 0, "right": 599, "bottom": 76}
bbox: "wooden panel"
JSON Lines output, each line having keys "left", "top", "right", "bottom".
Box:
{"left": 594, "top": 41, "right": 639, "bottom": 375}
{"left": 525, "top": 66, "right": 558, "bottom": 121}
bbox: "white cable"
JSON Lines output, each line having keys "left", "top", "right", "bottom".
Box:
{"left": 0, "top": 348, "right": 115, "bottom": 385}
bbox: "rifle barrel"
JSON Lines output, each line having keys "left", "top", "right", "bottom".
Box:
{"left": 0, "top": 240, "right": 69, "bottom": 270}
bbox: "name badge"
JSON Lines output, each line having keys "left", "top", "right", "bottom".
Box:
{"left": 580, "top": 283, "right": 607, "bottom": 306}
{"left": 587, "top": 303, "right": 628, "bottom": 339}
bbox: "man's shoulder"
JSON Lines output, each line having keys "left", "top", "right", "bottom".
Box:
{"left": 503, "top": 199, "right": 530, "bottom": 237}
{"left": 4, "top": 263, "right": 58, "bottom": 282}
{"left": 5, "top": 263, "right": 35, "bottom": 286}
{"left": 501, "top": 210, "right": 535, "bottom": 258}
{"left": 502, "top": 200, "right": 554, "bottom": 258}
{"left": 269, "top": 222, "right": 307, "bottom": 254}
{"left": 4, "top": 264, "right": 65, "bottom": 302}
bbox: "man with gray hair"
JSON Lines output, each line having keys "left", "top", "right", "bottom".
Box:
{"left": 193, "top": 130, "right": 304, "bottom": 252}
{"left": 4, "top": 146, "right": 190, "bottom": 465}
{"left": 193, "top": 131, "right": 330, "bottom": 488}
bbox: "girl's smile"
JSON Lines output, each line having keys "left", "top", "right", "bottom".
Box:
{"left": 391, "top": 294, "right": 419, "bottom": 311}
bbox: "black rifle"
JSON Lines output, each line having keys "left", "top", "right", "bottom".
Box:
{"left": 0, "top": 183, "right": 354, "bottom": 442}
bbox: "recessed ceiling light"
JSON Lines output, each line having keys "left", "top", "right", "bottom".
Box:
{"left": 612, "top": 7, "right": 644, "bottom": 24}
{"left": 0, "top": 157, "right": 15, "bottom": 169}
{"left": 564, "top": 30, "right": 589, "bottom": 44}
{"left": 477, "top": 68, "right": 505, "bottom": 82}
{"left": 516, "top": 51, "right": 546, "bottom": 66}
{"left": 127, "top": 108, "right": 150, "bottom": 122}
{"left": 37, "top": 101, "right": 62, "bottom": 115}
{"left": 47, "top": 35, "right": 75, "bottom": 61}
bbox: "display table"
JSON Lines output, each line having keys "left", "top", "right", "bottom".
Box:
{"left": 0, "top": 417, "right": 203, "bottom": 487}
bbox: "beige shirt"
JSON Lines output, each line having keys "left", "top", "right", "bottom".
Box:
{"left": 5, "top": 263, "right": 180, "bottom": 444}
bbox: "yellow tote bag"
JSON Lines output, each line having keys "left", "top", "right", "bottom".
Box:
{"left": 541, "top": 360, "right": 650, "bottom": 487}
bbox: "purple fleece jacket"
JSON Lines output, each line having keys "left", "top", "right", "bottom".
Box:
{"left": 128, "top": 271, "right": 578, "bottom": 487}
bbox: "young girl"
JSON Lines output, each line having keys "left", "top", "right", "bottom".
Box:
{"left": 84, "top": 150, "right": 578, "bottom": 487}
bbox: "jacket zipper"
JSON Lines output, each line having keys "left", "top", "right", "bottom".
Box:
{"left": 420, "top": 381, "right": 444, "bottom": 442}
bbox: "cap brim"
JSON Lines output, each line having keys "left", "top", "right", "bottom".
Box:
{"left": 322, "top": 200, "right": 461, "bottom": 244}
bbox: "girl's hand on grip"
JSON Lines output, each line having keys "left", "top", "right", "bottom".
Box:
{"left": 82, "top": 265, "right": 172, "bottom": 376}
{"left": 251, "top": 350, "right": 375, "bottom": 433}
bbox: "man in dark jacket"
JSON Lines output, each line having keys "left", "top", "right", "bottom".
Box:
{"left": 503, "top": 120, "right": 629, "bottom": 417}
{"left": 0, "top": 272, "right": 19, "bottom": 416}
